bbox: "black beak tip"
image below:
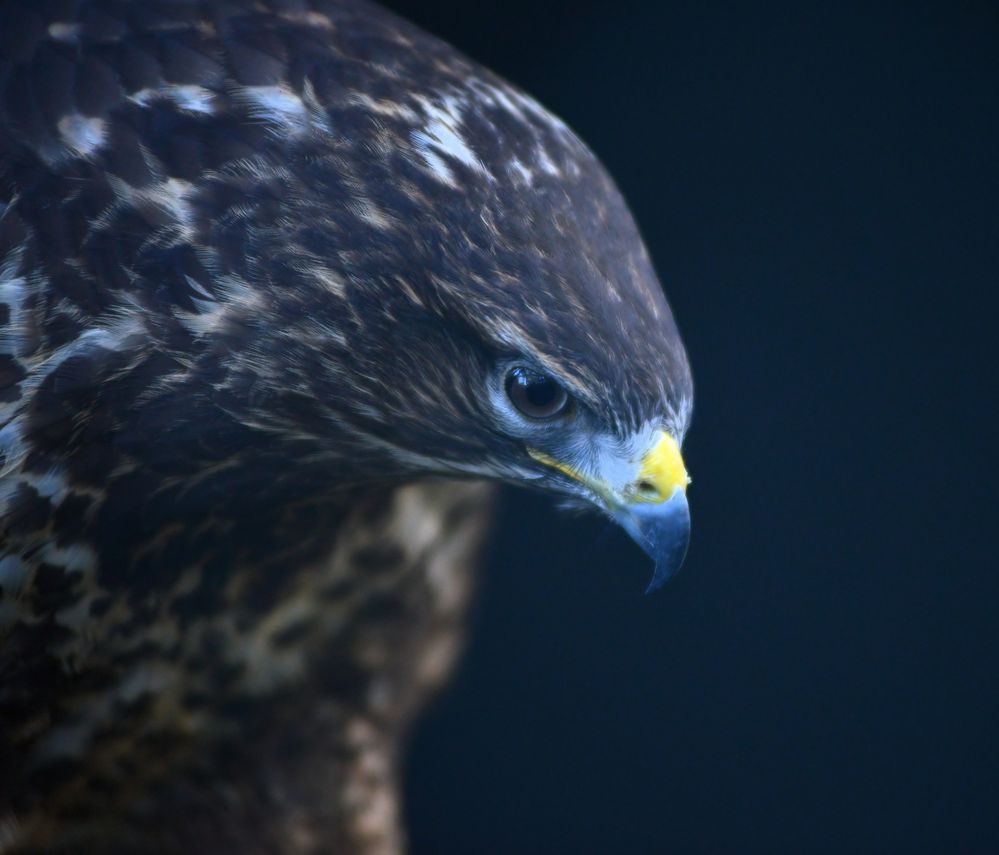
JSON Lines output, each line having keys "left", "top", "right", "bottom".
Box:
{"left": 643, "top": 538, "right": 689, "bottom": 593}
{"left": 616, "top": 491, "right": 691, "bottom": 594}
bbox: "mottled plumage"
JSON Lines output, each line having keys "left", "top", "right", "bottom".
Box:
{"left": 0, "top": 1, "right": 692, "bottom": 851}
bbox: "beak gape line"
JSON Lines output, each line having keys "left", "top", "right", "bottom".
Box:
{"left": 528, "top": 431, "right": 691, "bottom": 592}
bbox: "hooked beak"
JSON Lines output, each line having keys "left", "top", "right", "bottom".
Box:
{"left": 613, "top": 488, "right": 690, "bottom": 593}
{"left": 620, "top": 430, "right": 691, "bottom": 592}
{"left": 529, "top": 431, "right": 691, "bottom": 593}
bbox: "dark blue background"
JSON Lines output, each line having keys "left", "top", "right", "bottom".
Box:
{"left": 383, "top": 2, "right": 999, "bottom": 851}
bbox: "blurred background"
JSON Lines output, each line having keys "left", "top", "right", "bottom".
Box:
{"left": 381, "top": 1, "right": 998, "bottom": 852}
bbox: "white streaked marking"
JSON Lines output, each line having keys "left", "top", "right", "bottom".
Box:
{"left": 468, "top": 80, "right": 584, "bottom": 180}
{"left": 130, "top": 84, "right": 216, "bottom": 115}
{"left": 31, "top": 663, "right": 179, "bottom": 765}
{"left": 0, "top": 243, "right": 27, "bottom": 357}
{"left": 40, "top": 543, "right": 97, "bottom": 575}
{"left": 48, "top": 22, "right": 82, "bottom": 42}
{"left": 348, "top": 92, "right": 419, "bottom": 122}
{"left": 297, "top": 264, "right": 347, "bottom": 298}
{"left": 176, "top": 273, "right": 262, "bottom": 337}
{"left": 535, "top": 146, "right": 562, "bottom": 177}
{"left": 353, "top": 198, "right": 391, "bottom": 229}
{"left": 150, "top": 177, "right": 196, "bottom": 234}
{"left": 106, "top": 176, "right": 198, "bottom": 239}
{"left": 477, "top": 82, "right": 523, "bottom": 119}
{"left": 413, "top": 146, "right": 454, "bottom": 185}
{"left": 176, "top": 301, "right": 226, "bottom": 336}
{"left": 57, "top": 114, "right": 106, "bottom": 158}
{"left": 22, "top": 468, "right": 70, "bottom": 503}
{"left": 236, "top": 85, "right": 311, "bottom": 134}
{"left": 0, "top": 422, "right": 28, "bottom": 518}
{"left": 0, "top": 420, "right": 26, "bottom": 476}
{"left": 411, "top": 95, "right": 487, "bottom": 185}
{"left": 509, "top": 158, "right": 533, "bottom": 184}
{"left": 5, "top": 321, "right": 143, "bottom": 424}
{"left": 471, "top": 80, "right": 573, "bottom": 136}
{"left": 184, "top": 274, "right": 215, "bottom": 302}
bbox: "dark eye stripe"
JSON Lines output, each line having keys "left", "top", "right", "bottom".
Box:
{"left": 505, "top": 367, "right": 572, "bottom": 420}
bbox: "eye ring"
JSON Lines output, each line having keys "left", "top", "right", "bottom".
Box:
{"left": 504, "top": 366, "right": 573, "bottom": 420}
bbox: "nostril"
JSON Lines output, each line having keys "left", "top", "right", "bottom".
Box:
{"left": 636, "top": 479, "right": 660, "bottom": 500}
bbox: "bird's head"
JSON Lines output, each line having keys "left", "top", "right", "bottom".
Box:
{"left": 176, "top": 25, "right": 693, "bottom": 589}
{"left": 355, "top": 110, "right": 694, "bottom": 592}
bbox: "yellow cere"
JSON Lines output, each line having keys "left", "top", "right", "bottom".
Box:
{"left": 635, "top": 432, "right": 690, "bottom": 503}
{"left": 527, "top": 430, "right": 689, "bottom": 507}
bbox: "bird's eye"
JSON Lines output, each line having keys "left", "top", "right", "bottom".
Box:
{"left": 504, "top": 367, "right": 572, "bottom": 420}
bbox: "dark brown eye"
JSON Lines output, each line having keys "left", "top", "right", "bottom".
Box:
{"left": 505, "top": 367, "right": 571, "bottom": 419}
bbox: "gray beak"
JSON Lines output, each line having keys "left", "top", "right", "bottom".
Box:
{"left": 615, "top": 489, "right": 691, "bottom": 593}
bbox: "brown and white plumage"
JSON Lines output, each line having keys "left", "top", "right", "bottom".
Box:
{"left": 0, "top": 1, "right": 692, "bottom": 851}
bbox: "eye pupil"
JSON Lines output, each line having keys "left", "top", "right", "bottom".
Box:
{"left": 524, "top": 378, "right": 558, "bottom": 407}
{"left": 505, "top": 367, "right": 571, "bottom": 419}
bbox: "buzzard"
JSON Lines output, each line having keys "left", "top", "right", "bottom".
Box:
{"left": 0, "top": 0, "right": 693, "bottom": 851}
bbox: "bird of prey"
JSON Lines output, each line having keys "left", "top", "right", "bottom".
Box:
{"left": 0, "top": 0, "right": 693, "bottom": 851}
